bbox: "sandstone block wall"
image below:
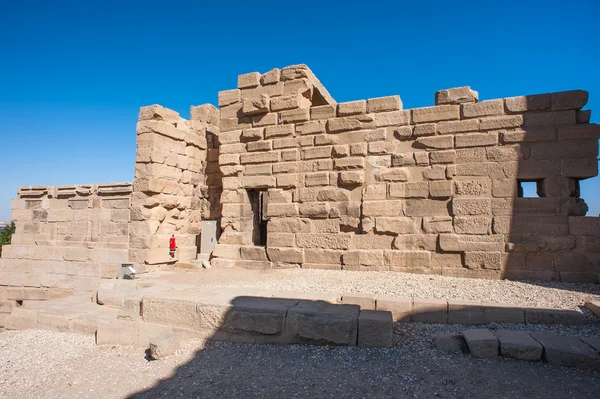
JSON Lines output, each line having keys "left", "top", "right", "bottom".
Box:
{"left": 0, "top": 183, "right": 132, "bottom": 298}
{"left": 210, "top": 64, "right": 600, "bottom": 282}
{"left": 1, "top": 64, "right": 598, "bottom": 286}
{"left": 128, "top": 104, "right": 219, "bottom": 268}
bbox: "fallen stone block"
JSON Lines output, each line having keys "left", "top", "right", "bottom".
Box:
{"left": 375, "top": 295, "right": 412, "bottom": 322}
{"left": 494, "top": 330, "right": 543, "bottom": 361}
{"left": 531, "top": 332, "right": 600, "bottom": 370}
{"left": 525, "top": 308, "right": 585, "bottom": 325}
{"left": 462, "top": 328, "right": 499, "bottom": 358}
{"left": 358, "top": 310, "right": 393, "bottom": 348}
{"left": 341, "top": 293, "right": 376, "bottom": 310}
{"left": 285, "top": 301, "right": 359, "bottom": 345}
{"left": 434, "top": 333, "right": 469, "bottom": 353}
{"left": 411, "top": 298, "right": 447, "bottom": 323}
{"left": 149, "top": 332, "right": 190, "bottom": 360}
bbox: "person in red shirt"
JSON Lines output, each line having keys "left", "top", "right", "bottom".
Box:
{"left": 169, "top": 234, "right": 176, "bottom": 256}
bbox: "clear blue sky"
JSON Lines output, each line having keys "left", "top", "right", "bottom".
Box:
{"left": 0, "top": 0, "right": 598, "bottom": 220}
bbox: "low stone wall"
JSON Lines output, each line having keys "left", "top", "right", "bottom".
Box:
{"left": 436, "top": 329, "right": 600, "bottom": 370}
{"left": 0, "top": 183, "right": 132, "bottom": 300}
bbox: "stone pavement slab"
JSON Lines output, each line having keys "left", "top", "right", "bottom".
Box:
{"left": 285, "top": 301, "right": 360, "bottom": 345}
{"left": 358, "top": 310, "right": 393, "bottom": 347}
{"left": 462, "top": 328, "right": 499, "bottom": 358}
{"left": 493, "top": 330, "right": 543, "bottom": 361}
{"left": 531, "top": 332, "right": 600, "bottom": 370}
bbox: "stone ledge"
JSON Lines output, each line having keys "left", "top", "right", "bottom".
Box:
{"left": 436, "top": 329, "right": 600, "bottom": 370}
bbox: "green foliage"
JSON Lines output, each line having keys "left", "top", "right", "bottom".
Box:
{"left": 0, "top": 221, "right": 15, "bottom": 256}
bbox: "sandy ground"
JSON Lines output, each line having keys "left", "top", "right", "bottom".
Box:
{"left": 1, "top": 324, "right": 599, "bottom": 399}
{"left": 144, "top": 267, "right": 600, "bottom": 311}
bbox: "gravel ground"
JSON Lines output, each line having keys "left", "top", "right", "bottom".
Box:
{"left": 149, "top": 268, "right": 600, "bottom": 311}
{"left": 1, "top": 325, "right": 599, "bottom": 399}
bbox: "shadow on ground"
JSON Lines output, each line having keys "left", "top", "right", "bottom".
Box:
{"left": 125, "top": 295, "right": 600, "bottom": 399}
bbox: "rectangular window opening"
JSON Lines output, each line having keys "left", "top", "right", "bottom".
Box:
{"left": 517, "top": 180, "right": 542, "bottom": 198}
{"left": 247, "top": 189, "right": 268, "bottom": 246}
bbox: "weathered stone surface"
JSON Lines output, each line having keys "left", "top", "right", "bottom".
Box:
{"left": 531, "top": 332, "right": 600, "bottom": 370}
{"left": 285, "top": 301, "right": 360, "bottom": 345}
{"left": 415, "top": 135, "right": 453, "bottom": 150}
{"left": 524, "top": 308, "right": 585, "bottom": 325}
{"left": 242, "top": 94, "right": 269, "bottom": 115}
{"left": 376, "top": 296, "right": 412, "bottom": 322}
{"left": 375, "top": 217, "right": 416, "bottom": 234}
{"left": 462, "top": 329, "right": 499, "bottom": 358}
{"left": 358, "top": 310, "right": 393, "bottom": 347}
{"left": 461, "top": 100, "right": 504, "bottom": 118}
{"left": 412, "top": 298, "right": 447, "bottom": 323}
{"left": 338, "top": 100, "right": 367, "bottom": 116}
{"left": 341, "top": 294, "right": 376, "bottom": 310}
{"left": 448, "top": 300, "right": 486, "bottom": 325}
{"left": 367, "top": 96, "right": 402, "bottom": 113}
{"left": 494, "top": 330, "right": 543, "bottom": 361}
{"left": 423, "top": 217, "right": 453, "bottom": 233}
{"left": 266, "top": 247, "right": 304, "bottom": 264}
{"left": 452, "top": 198, "right": 491, "bottom": 216}
{"left": 149, "top": 332, "right": 189, "bottom": 360}
{"left": 238, "top": 72, "right": 260, "bottom": 89}
{"left": 435, "top": 86, "right": 478, "bottom": 105}
{"left": 412, "top": 105, "right": 460, "bottom": 123}
{"left": 296, "top": 233, "right": 351, "bottom": 250}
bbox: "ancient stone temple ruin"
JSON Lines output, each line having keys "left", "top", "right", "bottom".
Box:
{"left": 1, "top": 64, "right": 599, "bottom": 303}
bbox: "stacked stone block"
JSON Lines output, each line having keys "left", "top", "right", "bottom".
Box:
{"left": 129, "top": 104, "right": 217, "bottom": 267}
{"left": 211, "top": 65, "right": 600, "bottom": 282}
{"left": 1, "top": 64, "right": 598, "bottom": 285}
{"left": 0, "top": 183, "right": 132, "bottom": 299}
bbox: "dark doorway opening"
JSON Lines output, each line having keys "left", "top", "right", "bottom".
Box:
{"left": 247, "top": 189, "right": 268, "bottom": 246}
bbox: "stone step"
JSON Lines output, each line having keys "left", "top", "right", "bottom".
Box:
{"left": 4, "top": 295, "right": 119, "bottom": 334}
{"left": 131, "top": 287, "right": 392, "bottom": 348}
{"left": 435, "top": 329, "right": 600, "bottom": 371}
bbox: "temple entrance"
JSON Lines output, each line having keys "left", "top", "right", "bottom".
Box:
{"left": 247, "top": 189, "right": 268, "bottom": 246}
